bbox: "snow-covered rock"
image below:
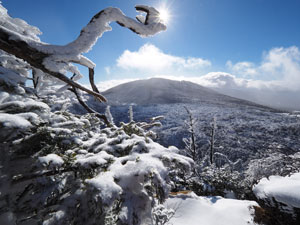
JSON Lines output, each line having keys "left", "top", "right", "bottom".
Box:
{"left": 165, "top": 192, "right": 258, "bottom": 225}
{"left": 253, "top": 172, "right": 300, "bottom": 210}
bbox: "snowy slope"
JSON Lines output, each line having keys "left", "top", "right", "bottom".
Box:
{"left": 102, "top": 78, "right": 270, "bottom": 108}
{"left": 165, "top": 192, "right": 258, "bottom": 225}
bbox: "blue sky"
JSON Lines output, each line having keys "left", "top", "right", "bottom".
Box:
{"left": 2, "top": 0, "right": 300, "bottom": 85}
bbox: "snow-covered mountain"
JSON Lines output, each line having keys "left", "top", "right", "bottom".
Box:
{"left": 95, "top": 78, "right": 300, "bottom": 165}
{"left": 102, "top": 78, "right": 269, "bottom": 108}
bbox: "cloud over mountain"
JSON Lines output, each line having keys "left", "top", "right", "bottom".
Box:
{"left": 116, "top": 43, "right": 211, "bottom": 74}
{"left": 226, "top": 46, "right": 300, "bottom": 91}
{"left": 99, "top": 45, "right": 300, "bottom": 110}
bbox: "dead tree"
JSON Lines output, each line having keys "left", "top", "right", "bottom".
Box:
{"left": 183, "top": 106, "right": 198, "bottom": 161}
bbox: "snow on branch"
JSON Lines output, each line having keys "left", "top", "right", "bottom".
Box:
{"left": 0, "top": 4, "right": 166, "bottom": 102}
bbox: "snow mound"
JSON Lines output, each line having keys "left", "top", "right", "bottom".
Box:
{"left": 165, "top": 192, "right": 258, "bottom": 225}
{"left": 253, "top": 172, "right": 300, "bottom": 209}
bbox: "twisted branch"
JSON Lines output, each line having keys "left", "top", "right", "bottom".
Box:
{"left": 0, "top": 5, "right": 166, "bottom": 122}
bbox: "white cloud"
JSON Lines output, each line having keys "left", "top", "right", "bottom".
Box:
{"left": 226, "top": 61, "right": 257, "bottom": 77}
{"left": 116, "top": 43, "right": 211, "bottom": 74}
{"left": 149, "top": 72, "right": 300, "bottom": 110}
{"left": 195, "top": 72, "right": 300, "bottom": 110}
{"left": 227, "top": 46, "right": 300, "bottom": 91}
{"left": 96, "top": 71, "right": 300, "bottom": 110}
{"left": 100, "top": 46, "right": 300, "bottom": 110}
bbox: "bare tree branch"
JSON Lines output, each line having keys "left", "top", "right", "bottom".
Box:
{"left": 0, "top": 5, "right": 166, "bottom": 124}
{"left": 88, "top": 67, "right": 100, "bottom": 93}
{"left": 0, "top": 28, "right": 107, "bottom": 102}
{"left": 69, "top": 87, "right": 110, "bottom": 126}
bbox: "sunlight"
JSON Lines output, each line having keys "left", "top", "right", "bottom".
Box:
{"left": 158, "top": 7, "right": 170, "bottom": 24}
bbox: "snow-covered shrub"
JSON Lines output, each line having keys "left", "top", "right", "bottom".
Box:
{"left": 189, "top": 163, "right": 248, "bottom": 199}
{"left": 180, "top": 110, "right": 242, "bottom": 198}
{"left": 188, "top": 150, "right": 300, "bottom": 202}
{"left": 246, "top": 151, "right": 300, "bottom": 185}
{"left": 180, "top": 109, "right": 247, "bottom": 198}
{"left": 0, "top": 50, "right": 30, "bottom": 83}
{"left": 8, "top": 116, "right": 192, "bottom": 224}
{"left": 0, "top": 68, "right": 193, "bottom": 224}
{"left": 0, "top": 3, "right": 194, "bottom": 224}
{"left": 151, "top": 204, "right": 175, "bottom": 225}
{"left": 0, "top": 61, "right": 193, "bottom": 225}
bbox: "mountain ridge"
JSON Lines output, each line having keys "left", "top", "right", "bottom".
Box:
{"left": 102, "top": 78, "right": 276, "bottom": 110}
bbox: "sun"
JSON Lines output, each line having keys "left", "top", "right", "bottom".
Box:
{"left": 158, "top": 7, "right": 170, "bottom": 24}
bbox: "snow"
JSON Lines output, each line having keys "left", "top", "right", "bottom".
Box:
{"left": 0, "top": 4, "right": 41, "bottom": 42}
{"left": 0, "top": 68, "right": 26, "bottom": 94}
{"left": 42, "top": 210, "right": 65, "bottom": 225}
{"left": 0, "top": 113, "right": 32, "bottom": 128}
{"left": 46, "top": 127, "right": 72, "bottom": 135}
{"left": 38, "top": 154, "right": 64, "bottom": 168}
{"left": 0, "top": 91, "right": 9, "bottom": 103}
{"left": 52, "top": 120, "right": 87, "bottom": 128}
{"left": 58, "top": 6, "right": 166, "bottom": 55}
{"left": 253, "top": 172, "right": 300, "bottom": 209}
{"left": 0, "top": 54, "right": 29, "bottom": 81}
{"left": 75, "top": 151, "right": 114, "bottom": 168}
{"left": 0, "top": 100, "right": 49, "bottom": 113}
{"left": 15, "top": 112, "right": 41, "bottom": 125}
{"left": 86, "top": 171, "right": 122, "bottom": 205}
{"left": 165, "top": 192, "right": 258, "bottom": 225}
{"left": 81, "top": 133, "right": 192, "bottom": 205}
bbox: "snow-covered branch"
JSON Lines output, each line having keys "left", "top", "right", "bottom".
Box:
{"left": 0, "top": 4, "right": 166, "bottom": 101}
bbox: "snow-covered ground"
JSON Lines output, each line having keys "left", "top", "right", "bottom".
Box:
{"left": 253, "top": 172, "right": 300, "bottom": 210}
{"left": 165, "top": 192, "right": 258, "bottom": 225}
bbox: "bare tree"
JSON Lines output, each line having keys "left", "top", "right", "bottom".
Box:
{"left": 210, "top": 116, "right": 217, "bottom": 164}
{"left": 183, "top": 106, "right": 198, "bottom": 161}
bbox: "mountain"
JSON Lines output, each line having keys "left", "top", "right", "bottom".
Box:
{"left": 97, "top": 78, "right": 300, "bottom": 163}
{"left": 102, "top": 78, "right": 272, "bottom": 109}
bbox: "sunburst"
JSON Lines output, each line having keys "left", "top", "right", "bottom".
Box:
{"left": 158, "top": 7, "right": 170, "bottom": 24}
